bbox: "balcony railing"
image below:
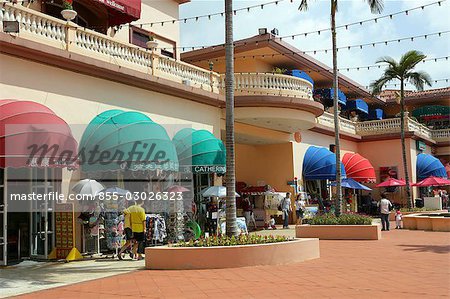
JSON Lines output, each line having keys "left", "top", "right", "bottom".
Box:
{"left": 318, "top": 112, "right": 450, "bottom": 142}
{"left": 220, "top": 73, "right": 314, "bottom": 100}
{"left": 0, "top": 3, "right": 220, "bottom": 92}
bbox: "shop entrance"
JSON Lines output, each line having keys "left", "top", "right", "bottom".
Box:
{"left": 1, "top": 168, "right": 58, "bottom": 265}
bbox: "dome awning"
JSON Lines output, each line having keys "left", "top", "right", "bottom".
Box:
{"left": 313, "top": 88, "right": 347, "bottom": 106}
{"left": 0, "top": 99, "right": 77, "bottom": 168}
{"left": 79, "top": 109, "right": 178, "bottom": 172}
{"left": 345, "top": 99, "right": 369, "bottom": 114}
{"left": 416, "top": 153, "right": 447, "bottom": 181}
{"left": 93, "top": 0, "right": 141, "bottom": 27}
{"left": 303, "top": 146, "right": 346, "bottom": 180}
{"left": 342, "top": 152, "right": 376, "bottom": 183}
{"left": 172, "top": 128, "right": 225, "bottom": 174}
{"left": 369, "top": 108, "right": 384, "bottom": 120}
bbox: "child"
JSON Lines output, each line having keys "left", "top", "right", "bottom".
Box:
{"left": 395, "top": 210, "right": 403, "bottom": 229}
{"left": 267, "top": 215, "right": 276, "bottom": 230}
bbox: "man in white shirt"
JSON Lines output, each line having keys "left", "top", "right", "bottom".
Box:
{"left": 377, "top": 193, "right": 393, "bottom": 231}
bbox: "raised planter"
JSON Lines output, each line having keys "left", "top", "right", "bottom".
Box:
{"left": 296, "top": 224, "right": 381, "bottom": 240}
{"left": 416, "top": 216, "right": 433, "bottom": 231}
{"left": 403, "top": 213, "right": 450, "bottom": 232}
{"left": 402, "top": 215, "right": 417, "bottom": 229}
{"left": 145, "top": 238, "right": 319, "bottom": 270}
{"left": 389, "top": 210, "right": 447, "bottom": 221}
{"left": 431, "top": 217, "right": 450, "bottom": 232}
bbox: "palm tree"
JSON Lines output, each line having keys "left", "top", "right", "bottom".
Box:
{"left": 224, "top": 0, "right": 238, "bottom": 236}
{"left": 370, "top": 50, "right": 432, "bottom": 208}
{"left": 299, "top": 0, "right": 383, "bottom": 216}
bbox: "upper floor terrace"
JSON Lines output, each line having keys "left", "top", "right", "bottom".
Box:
{"left": 0, "top": 2, "right": 322, "bottom": 132}
{"left": 317, "top": 111, "right": 450, "bottom": 145}
{"left": 1, "top": 3, "right": 447, "bottom": 145}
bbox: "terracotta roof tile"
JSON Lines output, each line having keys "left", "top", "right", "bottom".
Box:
{"left": 381, "top": 87, "right": 450, "bottom": 102}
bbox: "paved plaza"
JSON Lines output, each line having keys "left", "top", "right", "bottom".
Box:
{"left": 5, "top": 229, "right": 449, "bottom": 298}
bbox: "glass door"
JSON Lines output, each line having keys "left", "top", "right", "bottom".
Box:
{"left": 30, "top": 169, "right": 54, "bottom": 259}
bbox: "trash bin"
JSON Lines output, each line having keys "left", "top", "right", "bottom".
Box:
{"left": 415, "top": 198, "right": 424, "bottom": 208}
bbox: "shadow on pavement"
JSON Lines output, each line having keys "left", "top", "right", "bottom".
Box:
{"left": 398, "top": 244, "right": 450, "bottom": 254}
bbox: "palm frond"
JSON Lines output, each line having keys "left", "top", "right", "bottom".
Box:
{"left": 375, "top": 56, "right": 398, "bottom": 69}
{"left": 399, "top": 50, "right": 427, "bottom": 72}
{"left": 405, "top": 71, "right": 432, "bottom": 91}
{"left": 366, "top": 0, "right": 384, "bottom": 14}
{"left": 298, "top": 0, "right": 309, "bottom": 11}
{"left": 370, "top": 75, "right": 394, "bottom": 95}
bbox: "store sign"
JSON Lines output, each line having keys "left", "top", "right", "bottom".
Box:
{"left": 55, "top": 203, "right": 75, "bottom": 259}
{"left": 181, "top": 165, "right": 226, "bottom": 174}
{"left": 416, "top": 140, "right": 426, "bottom": 151}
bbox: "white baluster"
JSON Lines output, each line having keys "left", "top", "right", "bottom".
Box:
{"left": 30, "top": 15, "right": 37, "bottom": 34}
{"left": 3, "top": 8, "right": 11, "bottom": 22}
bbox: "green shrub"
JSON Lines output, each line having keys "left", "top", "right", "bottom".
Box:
{"left": 174, "top": 234, "right": 292, "bottom": 247}
{"left": 309, "top": 213, "right": 373, "bottom": 225}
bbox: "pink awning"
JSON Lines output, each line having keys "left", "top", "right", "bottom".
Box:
{"left": 94, "top": 0, "right": 141, "bottom": 26}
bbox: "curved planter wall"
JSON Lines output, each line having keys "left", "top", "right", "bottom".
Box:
{"left": 388, "top": 210, "right": 447, "bottom": 221}
{"left": 296, "top": 224, "right": 381, "bottom": 240}
{"left": 403, "top": 214, "right": 450, "bottom": 232}
{"left": 145, "top": 238, "right": 320, "bottom": 270}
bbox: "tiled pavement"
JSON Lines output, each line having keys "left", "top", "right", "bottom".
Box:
{"left": 12, "top": 229, "right": 450, "bottom": 298}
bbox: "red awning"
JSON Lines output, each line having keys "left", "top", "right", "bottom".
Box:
{"left": 94, "top": 0, "right": 141, "bottom": 26}
{"left": 342, "top": 153, "right": 376, "bottom": 183}
{"left": 0, "top": 100, "right": 78, "bottom": 168}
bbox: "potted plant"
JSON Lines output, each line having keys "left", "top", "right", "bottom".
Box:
{"left": 146, "top": 36, "right": 158, "bottom": 50}
{"left": 61, "top": 0, "right": 77, "bottom": 22}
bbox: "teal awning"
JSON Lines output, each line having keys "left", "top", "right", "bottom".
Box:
{"left": 79, "top": 110, "right": 178, "bottom": 172}
{"left": 172, "top": 128, "right": 225, "bottom": 173}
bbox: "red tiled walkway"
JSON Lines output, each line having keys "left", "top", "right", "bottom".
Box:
{"left": 16, "top": 230, "right": 450, "bottom": 298}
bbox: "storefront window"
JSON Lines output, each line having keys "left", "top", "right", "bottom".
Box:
{"left": 130, "top": 26, "right": 176, "bottom": 58}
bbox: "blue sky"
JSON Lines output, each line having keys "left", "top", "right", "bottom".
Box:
{"left": 179, "top": 0, "right": 450, "bottom": 90}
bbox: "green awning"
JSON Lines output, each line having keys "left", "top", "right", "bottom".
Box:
{"left": 80, "top": 110, "right": 178, "bottom": 172}
{"left": 412, "top": 106, "right": 450, "bottom": 120}
{"left": 172, "top": 128, "right": 225, "bottom": 173}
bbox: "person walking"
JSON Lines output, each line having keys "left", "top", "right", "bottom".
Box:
{"left": 395, "top": 209, "right": 403, "bottom": 229}
{"left": 281, "top": 192, "right": 292, "bottom": 229}
{"left": 378, "top": 193, "right": 392, "bottom": 231}
{"left": 117, "top": 206, "right": 134, "bottom": 260}
{"left": 295, "top": 194, "right": 306, "bottom": 225}
{"left": 242, "top": 197, "right": 253, "bottom": 230}
{"left": 126, "top": 200, "right": 146, "bottom": 260}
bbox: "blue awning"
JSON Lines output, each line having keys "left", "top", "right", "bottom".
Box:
{"left": 313, "top": 88, "right": 347, "bottom": 106}
{"left": 416, "top": 153, "right": 447, "bottom": 180}
{"left": 329, "top": 178, "right": 372, "bottom": 190}
{"left": 303, "top": 146, "right": 346, "bottom": 180}
{"left": 345, "top": 99, "right": 369, "bottom": 114}
{"left": 369, "top": 108, "right": 384, "bottom": 120}
{"left": 286, "top": 69, "right": 314, "bottom": 86}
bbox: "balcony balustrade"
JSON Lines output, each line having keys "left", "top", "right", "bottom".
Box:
{"left": 0, "top": 3, "right": 220, "bottom": 92}
{"left": 318, "top": 112, "right": 450, "bottom": 142}
{"left": 222, "top": 72, "right": 313, "bottom": 100}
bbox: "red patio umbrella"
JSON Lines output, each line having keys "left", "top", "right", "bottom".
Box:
{"left": 413, "top": 176, "right": 450, "bottom": 187}
{"left": 376, "top": 177, "right": 406, "bottom": 187}
{"left": 166, "top": 185, "right": 190, "bottom": 193}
